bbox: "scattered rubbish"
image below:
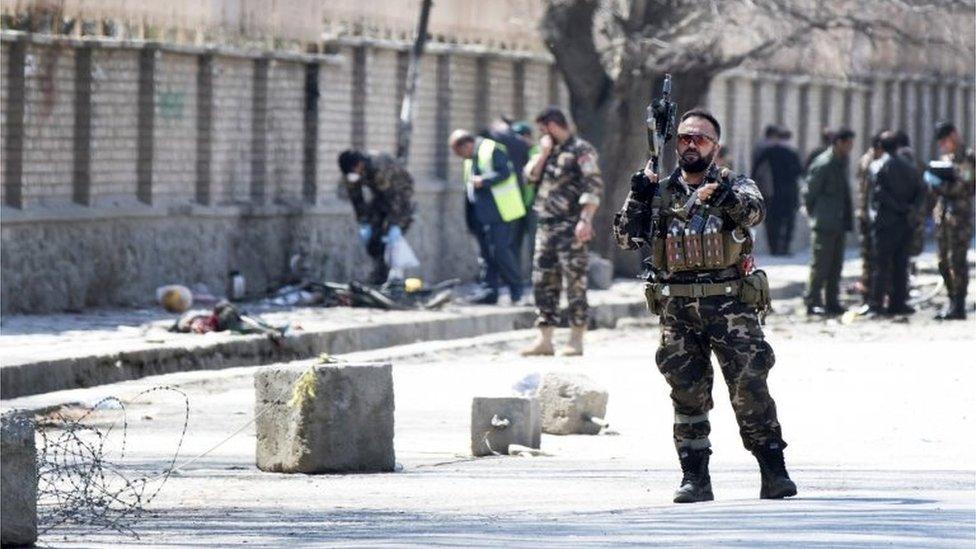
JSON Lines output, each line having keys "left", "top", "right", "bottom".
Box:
{"left": 265, "top": 278, "right": 459, "bottom": 311}
{"left": 385, "top": 237, "right": 421, "bottom": 273}
{"left": 227, "top": 271, "right": 246, "bottom": 301}
{"left": 156, "top": 285, "right": 192, "bottom": 313}
{"left": 170, "top": 301, "right": 289, "bottom": 343}
{"left": 508, "top": 444, "right": 552, "bottom": 457}
{"left": 404, "top": 277, "right": 423, "bottom": 292}
{"left": 267, "top": 285, "right": 324, "bottom": 307}
{"left": 511, "top": 372, "right": 541, "bottom": 396}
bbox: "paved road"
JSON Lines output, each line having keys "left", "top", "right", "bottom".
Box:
{"left": 10, "top": 300, "right": 974, "bottom": 547}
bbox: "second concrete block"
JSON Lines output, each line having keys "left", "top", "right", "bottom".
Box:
{"left": 471, "top": 397, "right": 541, "bottom": 457}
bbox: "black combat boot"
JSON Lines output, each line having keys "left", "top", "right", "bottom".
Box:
{"left": 673, "top": 448, "right": 714, "bottom": 503}
{"left": 751, "top": 442, "right": 797, "bottom": 499}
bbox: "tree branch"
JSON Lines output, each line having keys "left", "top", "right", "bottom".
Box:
{"left": 541, "top": 0, "right": 614, "bottom": 107}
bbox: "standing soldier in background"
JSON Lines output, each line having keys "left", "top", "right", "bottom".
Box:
{"left": 614, "top": 108, "right": 795, "bottom": 504}
{"left": 804, "top": 127, "right": 835, "bottom": 171}
{"left": 338, "top": 150, "right": 416, "bottom": 285}
{"left": 929, "top": 122, "right": 975, "bottom": 320}
{"left": 803, "top": 128, "right": 855, "bottom": 316}
{"left": 520, "top": 107, "right": 603, "bottom": 357}
{"left": 855, "top": 132, "right": 885, "bottom": 301}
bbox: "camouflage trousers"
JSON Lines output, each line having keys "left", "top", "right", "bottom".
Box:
{"left": 532, "top": 219, "right": 588, "bottom": 327}
{"left": 937, "top": 214, "right": 975, "bottom": 300}
{"left": 656, "top": 296, "right": 785, "bottom": 452}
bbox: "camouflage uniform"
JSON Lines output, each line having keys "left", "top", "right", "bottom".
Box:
{"left": 855, "top": 150, "right": 875, "bottom": 297}
{"left": 343, "top": 152, "right": 415, "bottom": 283}
{"left": 525, "top": 136, "right": 603, "bottom": 327}
{"left": 613, "top": 166, "right": 785, "bottom": 452}
{"left": 934, "top": 146, "right": 976, "bottom": 307}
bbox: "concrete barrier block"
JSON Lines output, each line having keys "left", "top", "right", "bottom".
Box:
{"left": 254, "top": 362, "right": 395, "bottom": 474}
{"left": 587, "top": 253, "right": 614, "bottom": 290}
{"left": 471, "top": 397, "right": 541, "bottom": 457}
{"left": 1, "top": 413, "right": 38, "bottom": 546}
{"left": 539, "top": 372, "right": 608, "bottom": 435}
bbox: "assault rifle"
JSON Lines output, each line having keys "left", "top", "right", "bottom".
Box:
{"left": 625, "top": 75, "right": 678, "bottom": 244}
{"left": 646, "top": 74, "right": 678, "bottom": 179}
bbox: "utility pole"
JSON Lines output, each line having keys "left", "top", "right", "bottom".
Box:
{"left": 395, "top": 0, "right": 433, "bottom": 162}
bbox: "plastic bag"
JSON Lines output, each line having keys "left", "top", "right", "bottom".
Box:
{"left": 384, "top": 238, "right": 420, "bottom": 272}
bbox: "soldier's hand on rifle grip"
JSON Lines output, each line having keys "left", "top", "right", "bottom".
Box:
{"left": 631, "top": 169, "right": 658, "bottom": 201}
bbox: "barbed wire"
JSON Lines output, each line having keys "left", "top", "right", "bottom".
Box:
{"left": 35, "top": 386, "right": 189, "bottom": 539}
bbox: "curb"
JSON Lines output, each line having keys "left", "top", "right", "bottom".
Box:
{"left": 0, "top": 300, "right": 646, "bottom": 399}
{"left": 1, "top": 281, "right": 808, "bottom": 400}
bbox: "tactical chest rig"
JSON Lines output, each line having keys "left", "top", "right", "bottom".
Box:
{"left": 641, "top": 166, "right": 770, "bottom": 314}
{"left": 646, "top": 166, "right": 750, "bottom": 275}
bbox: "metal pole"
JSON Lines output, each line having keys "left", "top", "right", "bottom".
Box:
{"left": 395, "top": 0, "right": 433, "bottom": 162}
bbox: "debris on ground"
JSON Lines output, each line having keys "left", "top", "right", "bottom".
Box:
{"left": 265, "top": 278, "right": 458, "bottom": 310}
{"left": 170, "top": 301, "right": 290, "bottom": 343}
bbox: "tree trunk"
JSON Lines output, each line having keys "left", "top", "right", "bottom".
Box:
{"left": 541, "top": 1, "right": 718, "bottom": 274}
{"left": 569, "top": 68, "right": 713, "bottom": 275}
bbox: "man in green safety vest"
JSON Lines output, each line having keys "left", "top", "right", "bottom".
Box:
{"left": 450, "top": 129, "right": 527, "bottom": 304}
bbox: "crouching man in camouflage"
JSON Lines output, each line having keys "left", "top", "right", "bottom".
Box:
{"left": 613, "top": 109, "right": 795, "bottom": 503}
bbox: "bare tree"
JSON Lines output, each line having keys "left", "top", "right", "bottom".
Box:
{"left": 540, "top": 0, "right": 975, "bottom": 271}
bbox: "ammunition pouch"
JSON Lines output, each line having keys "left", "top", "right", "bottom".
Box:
{"left": 643, "top": 282, "right": 664, "bottom": 315}
{"left": 738, "top": 269, "right": 771, "bottom": 312}
{"left": 654, "top": 230, "right": 745, "bottom": 273}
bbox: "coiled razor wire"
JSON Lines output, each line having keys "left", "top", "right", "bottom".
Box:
{"left": 35, "top": 386, "right": 190, "bottom": 539}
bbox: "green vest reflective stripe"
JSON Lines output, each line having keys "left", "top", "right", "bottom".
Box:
{"left": 522, "top": 144, "right": 540, "bottom": 207}
{"left": 463, "top": 139, "right": 526, "bottom": 222}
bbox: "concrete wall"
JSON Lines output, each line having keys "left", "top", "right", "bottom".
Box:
{"left": 2, "top": 29, "right": 972, "bottom": 313}
{"left": 0, "top": 32, "right": 562, "bottom": 313}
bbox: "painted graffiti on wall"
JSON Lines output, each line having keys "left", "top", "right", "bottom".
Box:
{"left": 157, "top": 90, "right": 185, "bottom": 119}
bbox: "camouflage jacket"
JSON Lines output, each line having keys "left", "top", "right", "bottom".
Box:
{"left": 855, "top": 150, "right": 876, "bottom": 224}
{"left": 613, "top": 165, "right": 766, "bottom": 250}
{"left": 525, "top": 135, "right": 603, "bottom": 221}
{"left": 934, "top": 145, "right": 976, "bottom": 223}
{"left": 344, "top": 152, "right": 415, "bottom": 230}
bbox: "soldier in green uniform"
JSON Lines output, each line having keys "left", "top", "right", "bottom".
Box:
{"left": 338, "top": 150, "right": 416, "bottom": 284}
{"left": 855, "top": 132, "right": 884, "bottom": 301}
{"left": 613, "top": 109, "right": 796, "bottom": 503}
{"left": 929, "top": 122, "right": 975, "bottom": 320}
{"left": 520, "top": 107, "right": 603, "bottom": 356}
{"left": 802, "top": 128, "right": 856, "bottom": 316}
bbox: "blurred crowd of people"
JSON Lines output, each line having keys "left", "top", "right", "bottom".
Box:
{"left": 750, "top": 121, "right": 974, "bottom": 320}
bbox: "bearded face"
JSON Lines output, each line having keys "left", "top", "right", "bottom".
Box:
{"left": 678, "top": 148, "right": 716, "bottom": 173}
{"left": 675, "top": 117, "right": 720, "bottom": 175}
